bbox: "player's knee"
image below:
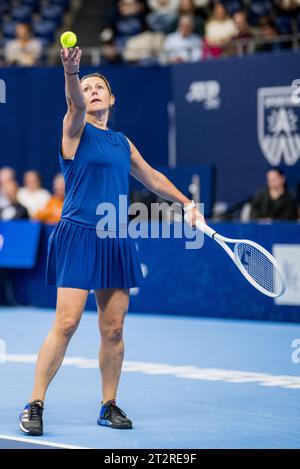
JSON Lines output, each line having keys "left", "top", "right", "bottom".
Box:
{"left": 101, "top": 323, "right": 124, "bottom": 342}
{"left": 55, "top": 314, "right": 80, "bottom": 338}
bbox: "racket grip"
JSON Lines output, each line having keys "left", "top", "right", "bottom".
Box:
{"left": 195, "top": 220, "right": 217, "bottom": 239}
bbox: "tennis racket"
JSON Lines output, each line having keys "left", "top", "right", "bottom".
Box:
{"left": 195, "top": 220, "right": 286, "bottom": 298}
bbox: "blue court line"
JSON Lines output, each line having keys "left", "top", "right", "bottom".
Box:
{"left": 0, "top": 307, "right": 300, "bottom": 449}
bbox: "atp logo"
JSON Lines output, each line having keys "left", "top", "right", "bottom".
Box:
{"left": 186, "top": 81, "right": 221, "bottom": 110}
{"left": 257, "top": 86, "right": 300, "bottom": 165}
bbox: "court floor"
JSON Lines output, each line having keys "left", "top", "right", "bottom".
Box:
{"left": 0, "top": 307, "right": 300, "bottom": 449}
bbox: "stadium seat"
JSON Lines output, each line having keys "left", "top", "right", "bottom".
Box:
{"left": 0, "top": 0, "right": 10, "bottom": 16}
{"left": 49, "top": 0, "right": 70, "bottom": 10}
{"left": 11, "top": 5, "right": 33, "bottom": 23}
{"left": 223, "top": 1, "right": 242, "bottom": 16}
{"left": 41, "top": 4, "right": 64, "bottom": 27}
{"left": 19, "top": 0, "right": 39, "bottom": 12}
{"left": 33, "top": 19, "right": 57, "bottom": 43}
{"left": 276, "top": 16, "right": 293, "bottom": 35}
{"left": 248, "top": 0, "right": 273, "bottom": 25}
{"left": 2, "top": 20, "right": 19, "bottom": 39}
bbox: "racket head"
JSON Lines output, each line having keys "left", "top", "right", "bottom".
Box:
{"left": 233, "top": 240, "right": 286, "bottom": 298}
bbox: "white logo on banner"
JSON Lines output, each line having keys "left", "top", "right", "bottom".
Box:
{"left": 273, "top": 244, "right": 300, "bottom": 306}
{"left": 257, "top": 87, "right": 300, "bottom": 165}
{"left": 186, "top": 81, "right": 220, "bottom": 109}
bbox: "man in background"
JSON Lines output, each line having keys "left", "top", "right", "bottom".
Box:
{"left": 250, "top": 168, "right": 298, "bottom": 221}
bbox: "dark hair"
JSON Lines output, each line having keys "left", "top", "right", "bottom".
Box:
{"left": 267, "top": 167, "right": 287, "bottom": 190}
{"left": 268, "top": 167, "right": 285, "bottom": 177}
{"left": 80, "top": 73, "right": 115, "bottom": 126}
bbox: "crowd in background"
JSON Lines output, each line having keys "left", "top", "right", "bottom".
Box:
{"left": 99, "top": 0, "right": 300, "bottom": 64}
{"left": 0, "top": 166, "right": 299, "bottom": 223}
{"left": 0, "top": 167, "right": 64, "bottom": 223}
{"left": 1, "top": 1, "right": 300, "bottom": 67}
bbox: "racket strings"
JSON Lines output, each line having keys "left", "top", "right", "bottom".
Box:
{"left": 235, "top": 243, "right": 282, "bottom": 296}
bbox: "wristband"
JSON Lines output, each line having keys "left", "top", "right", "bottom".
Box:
{"left": 183, "top": 200, "right": 196, "bottom": 212}
{"left": 64, "top": 71, "right": 80, "bottom": 76}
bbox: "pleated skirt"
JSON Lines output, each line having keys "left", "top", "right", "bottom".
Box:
{"left": 46, "top": 219, "right": 143, "bottom": 290}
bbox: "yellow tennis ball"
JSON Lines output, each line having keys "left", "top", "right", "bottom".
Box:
{"left": 60, "top": 31, "right": 77, "bottom": 48}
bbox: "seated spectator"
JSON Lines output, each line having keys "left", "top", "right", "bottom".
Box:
{"left": 123, "top": 30, "right": 165, "bottom": 62}
{"left": 169, "top": 0, "right": 205, "bottom": 36}
{"left": 161, "top": 14, "right": 202, "bottom": 63}
{"left": 257, "top": 19, "right": 283, "bottom": 52}
{"left": 113, "top": 0, "right": 146, "bottom": 47}
{"left": 273, "top": 0, "right": 298, "bottom": 17}
{"left": 0, "top": 179, "right": 28, "bottom": 220}
{"left": 4, "top": 23, "right": 42, "bottom": 67}
{"left": 204, "top": 2, "right": 237, "bottom": 58}
{"left": 0, "top": 167, "right": 16, "bottom": 209}
{"left": 228, "top": 10, "right": 253, "bottom": 55}
{"left": 17, "top": 170, "right": 51, "bottom": 218}
{"left": 33, "top": 174, "right": 65, "bottom": 224}
{"left": 147, "top": 0, "right": 180, "bottom": 33}
{"left": 232, "top": 10, "right": 253, "bottom": 41}
{"left": 250, "top": 168, "right": 298, "bottom": 221}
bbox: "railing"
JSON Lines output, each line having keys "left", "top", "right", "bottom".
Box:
{"left": 78, "top": 33, "right": 300, "bottom": 66}
{"left": 0, "top": 33, "right": 300, "bottom": 67}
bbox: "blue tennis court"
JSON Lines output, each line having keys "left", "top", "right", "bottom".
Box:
{"left": 0, "top": 307, "right": 299, "bottom": 449}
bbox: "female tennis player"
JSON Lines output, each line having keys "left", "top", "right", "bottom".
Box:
{"left": 19, "top": 46, "right": 205, "bottom": 436}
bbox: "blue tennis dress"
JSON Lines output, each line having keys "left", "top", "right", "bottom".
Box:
{"left": 46, "top": 122, "right": 143, "bottom": 290}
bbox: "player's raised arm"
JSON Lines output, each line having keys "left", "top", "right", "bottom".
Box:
{"left": 60, "top": 47, "right": 86, "bottom": 145}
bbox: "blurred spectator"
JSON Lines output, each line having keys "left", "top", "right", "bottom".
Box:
{"left": 204, "top": 2, "right": 237, "bottom": 58}
{"left": 4, "top": 23, "right": 42, "bottom": 67}
{"left": 169, "top": 0, "right": 205, "bottom": 35}
{"left": 0, "top": 179, "right": 28, "bottom": 220}
{"left": 113, "top": 0, "right": 146, "bottom": 47}
{"left": 250, "top": 168, "right": 298, "bottom": 221}
{"left": 147, "top": 0, "right": 180, "bottom": 33}
{"left": 0, "top": 167, "right": 16, "bottom": 209}
{"left": 273, "top": 0, "right": 299, "bottom": 16}
{"left": 257, "top": 19, "right": 283, "bottom": 52}
{"left": 232, "top": 11, "right": 253, "bottom": 41}
{"left": 228, "top": 10, "right": 253, "bottom": 55}
{"left": 17, "top": 170, "right": 51, "bottom": 218}
{"left": 161, "top": 14, "right": 202, "bottom": 63}
{"left": 123, "top": 31, "right": 165, "bottom": 62}
{"left": 33, "top": 174, "right": 65, "bottom": 224}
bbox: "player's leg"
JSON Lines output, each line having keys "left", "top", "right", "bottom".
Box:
{"left": 95, "top": 288, "right": 132, "bottom": 429}
{"left": 19, "top": 287, "right": 88, "bottom": 436}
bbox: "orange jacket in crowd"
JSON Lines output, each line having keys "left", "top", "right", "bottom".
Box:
{"left": 33, "top": 196, "right": 63, "bottom": 224}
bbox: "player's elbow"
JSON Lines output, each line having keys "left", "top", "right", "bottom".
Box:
{"left": 68, "top": 100, "right": 86, "bottom": 113}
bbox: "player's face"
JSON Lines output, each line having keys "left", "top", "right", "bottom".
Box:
{"left": 24, "top": 172, "right": 40, "bottom": 191}
{"left": 81, "top": 77, "right": 112, "bottom": 114}
{"left": 267, "top": 171, "right": 285, "bottom": 191}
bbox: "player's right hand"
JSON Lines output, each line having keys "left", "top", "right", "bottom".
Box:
{"left": 60, "top": 47, "right": 82, "bottom": 75}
